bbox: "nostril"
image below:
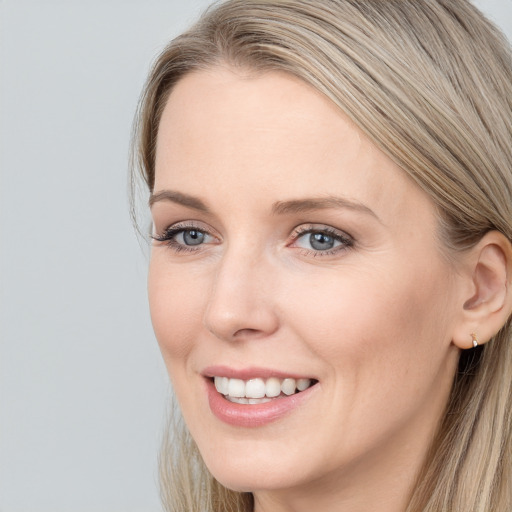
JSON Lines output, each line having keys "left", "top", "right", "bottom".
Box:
{"left": 232, "top": 327, "right": 262, "bottom": 339}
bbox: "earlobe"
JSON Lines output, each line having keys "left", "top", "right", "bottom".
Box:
{"left": 452, "top": 231, "right": 512, "bottom": 350}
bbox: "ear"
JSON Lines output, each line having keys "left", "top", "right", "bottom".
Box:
{"left": 452, "top": 231, "right": 512, "bottom": 349}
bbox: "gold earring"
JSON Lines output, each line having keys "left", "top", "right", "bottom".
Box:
{"left": 471, "top": 333, "right": 478, "bottom": 348}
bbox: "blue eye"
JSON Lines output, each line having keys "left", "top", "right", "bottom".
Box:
{"left": 308, "top": 232, "right": 338, "bottom": 251}
{"left": 177, "top": 229, "right": 206, "bottom": 246}
{"left": 152, "top": 225, "right": 214, "bottom": 251}
{"left": 293, "top": 226, "right": 352, "bottom": 254}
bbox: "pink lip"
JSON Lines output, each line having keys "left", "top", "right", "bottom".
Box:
{"left": 202, "top": 365, "right": 313, "bottom": 380}
{"left": 203, "top": 369, "right": 318, "bottom": 428}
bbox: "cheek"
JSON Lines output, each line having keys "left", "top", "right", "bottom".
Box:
{"left": 276, "top": 261, "right": 457, "bottom": 457}
{"left": 281, "top": 258, "right": 454, "bottom": 384}
{"left": 148, "top": 256, "right": 206, "bottom": 361}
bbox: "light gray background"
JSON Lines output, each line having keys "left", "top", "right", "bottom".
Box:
{"left": 0, "top": 1, "right": 511, "bottom": 511}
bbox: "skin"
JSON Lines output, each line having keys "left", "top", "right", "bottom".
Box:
{"left": 148, "top": 67, "right": 466, "bottom": 512}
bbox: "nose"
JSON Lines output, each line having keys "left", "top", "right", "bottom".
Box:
{"left": 203, "top": 248, "right": 280, "bottom": 342}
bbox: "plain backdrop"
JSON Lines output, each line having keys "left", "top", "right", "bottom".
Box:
{"left": 0, "top": 1, "right": 511, "bottom": 511}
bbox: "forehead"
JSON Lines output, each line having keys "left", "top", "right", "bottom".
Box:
{"left": 154, "top": 67, "right": 432, "bottom": 226}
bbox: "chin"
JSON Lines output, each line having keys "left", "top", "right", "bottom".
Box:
{"left": 206, "top": 461, "right": 304, "bottom": 493}
{"left": 195, "top": 434, "right": 319, "bottom": 493}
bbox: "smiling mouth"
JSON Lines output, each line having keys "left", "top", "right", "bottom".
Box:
{"left": 213, "top": 376, "right": 318, "bottom": 404}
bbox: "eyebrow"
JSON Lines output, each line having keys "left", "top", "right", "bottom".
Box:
{"left": 149, "top": 190, "right": 210, "bottom": 212}
{"left": 271, "top": 196, "right": 379, "bottom": 219}
{"left": 149, "top": 190, "right": 379, "bottom": 220}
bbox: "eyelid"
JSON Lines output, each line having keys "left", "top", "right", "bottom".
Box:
{"left": 153, "top": 220, "right": 218, "bottom": 238}
{"left": 288, "top": 223, "right": 354, "bottom": 255}
{"left": 152, "top": 221, "right": 221, "bottom": 252}
{"left": 291, "top": 223, "right": 353, "bottom": 241}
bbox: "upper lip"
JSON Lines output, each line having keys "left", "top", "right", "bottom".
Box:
{"left": 201, "top": 365, "right": 316, "bottom": 381}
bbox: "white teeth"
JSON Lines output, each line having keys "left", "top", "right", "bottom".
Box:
{"left": 281, "top": 378, "right": 296, "bottom": 396}
{"left": 297, "top": 378, "right": 311, "bottom": 391}
{"left": 227, "top": 397, "right": 249, "bottom": 404}
{"left": 245, "top": 378, "right": 266, "bottom": 399}
{"left": 214, "top": 375, "right": 314, "bottom": 400}
{"left": 214, "top": 376, "right": 229, "bottom": 395}
{"left": 228, "top": 378, "right": 246, "bottom": 398}
{"left": 226, "top": 396, "right": 273, "bottom": 404}
{"left": 249, "top": 397, "right": 272, "bottom": 404}
{"left": 265, "top": 377, "right": 282, "bottom": 397}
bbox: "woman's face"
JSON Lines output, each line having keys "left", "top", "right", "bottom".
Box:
{"left": 149, "top": 68, "right": 463, "bottom": 498}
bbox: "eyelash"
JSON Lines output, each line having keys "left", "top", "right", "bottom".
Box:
{"left": 152, "top": 222, "right": 354, "bottom": 257}
{"left": 291, "top": 225, "right": 354, "bottom": 257}
{"left": 151, "top": 222, "right": 214, "bottom": 253}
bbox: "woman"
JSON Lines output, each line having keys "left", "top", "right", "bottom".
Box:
{"left": 132, "top": 1, "right": 512, "bottom": 511}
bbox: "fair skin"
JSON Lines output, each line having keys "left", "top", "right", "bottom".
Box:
{"left": 149, "top": 67, "right": 474, "bottom": 512}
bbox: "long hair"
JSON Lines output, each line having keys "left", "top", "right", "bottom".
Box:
{"left": 132, "top": 1, "right": 512, "bottom": 510}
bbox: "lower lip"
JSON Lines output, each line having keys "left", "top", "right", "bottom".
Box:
{"left": 206, "top": 379, "right": 317, "bottom": 427}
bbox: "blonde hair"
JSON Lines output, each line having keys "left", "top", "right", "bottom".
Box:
{"left": 132, "top": 1, "right": 512, "bottom": 510}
